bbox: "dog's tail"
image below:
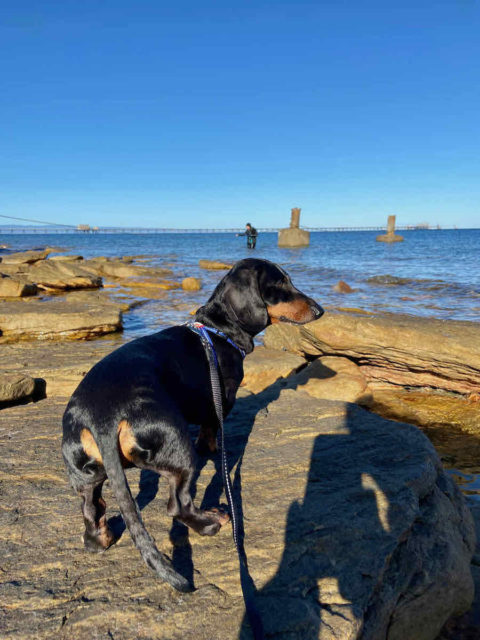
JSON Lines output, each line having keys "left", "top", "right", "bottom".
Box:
{"left": 99, "top": 435, "right": 193, "bottom": 593}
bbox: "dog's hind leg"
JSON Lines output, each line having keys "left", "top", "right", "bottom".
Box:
{"left": 78, "top": 479, "right": 116, "bottom": 552}
{"left": 62, "top": 431, "right": 116, "bottom": 553}
{"left": 164, "top": 468, "right": 229, "bottom": 536}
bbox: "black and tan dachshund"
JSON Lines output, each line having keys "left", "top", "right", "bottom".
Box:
{"left": 62, "top": 258, "right": 323, "bottom": 592}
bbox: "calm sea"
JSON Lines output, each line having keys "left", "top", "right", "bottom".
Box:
{"left": 1, "top": 229, "right": 479, "bottom": 338}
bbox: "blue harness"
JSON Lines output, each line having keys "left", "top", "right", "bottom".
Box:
{"left": 187, "top": 321, "right": 246, "bottom": 362}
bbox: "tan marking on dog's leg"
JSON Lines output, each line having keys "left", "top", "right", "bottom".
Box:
{"left": 80, "top": 428, "right": 103, "bottom": 464}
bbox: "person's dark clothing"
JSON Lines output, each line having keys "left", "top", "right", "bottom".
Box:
{"left": 240, "top": 226, "right": 258, "bottom": 249}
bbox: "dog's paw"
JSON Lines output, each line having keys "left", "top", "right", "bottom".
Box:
{"left": 198, "top": 508, "right": 230, "bottom": 536}
{"left": 82, "top": 528, "right": 116, "bottom": 553}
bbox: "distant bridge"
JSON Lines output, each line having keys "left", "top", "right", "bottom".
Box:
{"left": 0, "top": 225, "right": 449, "bottom": 234}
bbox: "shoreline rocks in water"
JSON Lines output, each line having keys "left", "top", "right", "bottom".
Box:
{"left": 199, "top": 259, "right": 233, "bottom": 270}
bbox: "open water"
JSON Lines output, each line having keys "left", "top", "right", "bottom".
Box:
{"left": 2, "top": 229, "right": 479, "bottom": 335}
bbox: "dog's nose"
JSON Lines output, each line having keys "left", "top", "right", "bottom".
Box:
{"left": 311, "top": 304, "right": 324, "bottom": 318}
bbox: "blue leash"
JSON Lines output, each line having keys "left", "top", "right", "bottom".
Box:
{"left": 187, "top": 322, "right": 265, "bottom": 640}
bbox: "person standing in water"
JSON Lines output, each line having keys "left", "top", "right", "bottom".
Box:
{"left": 237, "top": 222, "right": 258, "bottom": 249}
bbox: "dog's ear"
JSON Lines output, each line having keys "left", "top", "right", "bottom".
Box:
{"left": 222, "top": 269, "right": 268, "bottom": 334}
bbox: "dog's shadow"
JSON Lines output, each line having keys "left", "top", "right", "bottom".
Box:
{"left": 108, "top": 362, "right": 337, "bottom": 587}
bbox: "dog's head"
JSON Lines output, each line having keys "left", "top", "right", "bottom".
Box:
{"left": 196, "top": 258, "right": 323, "bottom": 353}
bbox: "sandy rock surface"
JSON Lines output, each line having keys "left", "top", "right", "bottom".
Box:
{"left": 0, "top": 378, "right": 475, "bottom": 640}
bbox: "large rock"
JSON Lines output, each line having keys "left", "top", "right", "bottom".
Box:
{"left": 264, "top": 311, "right": 480, "bottom": 395}
{"left": 0, "top": 274, "right": 37, "bottom": 297}
{"left": 241, "top": 346, "right": 306, "bottom": 393}
{"left": 284, "top": 355, "right": 373, "bottom": 404}
{"left": 238, "top": 390, "right": 474, "bottom": 639}
{"left": 0, "top": 249, "right": 50, "bottom": 264}
{"left": 21, "top": 260, "right": 102, "bottom": 291}
{"left": 0, "top": 300, "right": 122, "bottom": 341}
{"left": 0, "top": 373, "right": 35, "bottom": 404}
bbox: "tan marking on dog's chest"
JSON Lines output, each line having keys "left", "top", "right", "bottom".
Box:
{"left": 80, "top": 420, "right": 138, "bottom": 466}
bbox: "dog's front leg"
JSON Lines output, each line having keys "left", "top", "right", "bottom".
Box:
{"left": 195, "top": 423, "right": 218, "bottom": 456}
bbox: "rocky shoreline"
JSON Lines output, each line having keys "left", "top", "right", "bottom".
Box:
{"left": 0, "top": 249, "right": 479, "bottom": 639}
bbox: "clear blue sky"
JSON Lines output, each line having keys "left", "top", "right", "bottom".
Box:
{"left": 1, "top": 1, "right": 479, "bottom": 229}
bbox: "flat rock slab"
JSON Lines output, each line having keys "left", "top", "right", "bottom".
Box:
{"left": 0, "top": 300, "right": 122, "bottom": 341}
{"left": 264, "top": 311, "right": 480, "bottom": 394}
{"left": 0, "top": 385, "right": 475, "bottom": 640}
{"left": 22, "top": 260, "right": 103, "bottom": 290}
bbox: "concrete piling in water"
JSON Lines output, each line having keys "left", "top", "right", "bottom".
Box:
{"left": 376, "top": 215, "right": 404, "bottom": 243}
{"left": 278, "top": 208, "right": 310, "bottom": 247}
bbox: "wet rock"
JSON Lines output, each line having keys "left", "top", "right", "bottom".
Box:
{"left": 198, "top": 259, "right": 233, "bottom": 270}
{"left": 182, "top": 277, "right": 202, "bottom": 291}
{"left": 0, "top": 249, "right": 50, "bottom": 264}
{"left": 241, "top": 346, "right": 306, "bottom": 393}
{"left": 0, "top": 274, "right": 37, "bottom": 297}
{"left": 333, "top": 279, "right": 354, "bottom": 293}
{"left": 264, "top": 311, "right": 480, "bottom": 395}
{"left": 0, "top": 373, "right": 35, "bottom": 404}
{"left": 22, "top": 260, "right": 102, "bottom": 291}
{"left": 370, "top": 388, "right": 480, "bottom": 435}
{"left": 0, "top": 300, "right": 122, "bottom": 341}
{"left": 285, "top": 355, "right": 373, "bottom": 405}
